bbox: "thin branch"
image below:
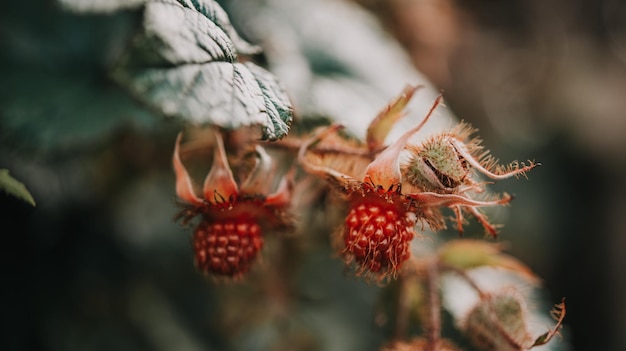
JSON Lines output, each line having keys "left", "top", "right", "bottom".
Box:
{"left": 394, "top": 276, "right": 412, "bottom": 340}
{"left": 439, "top": 262, "right": 487, "bottom": 297}
{"left": 426, "top": 259, "right": 441, "bottom": 351}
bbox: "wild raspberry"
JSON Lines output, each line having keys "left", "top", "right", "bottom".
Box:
{"left": 298, "top": 85, "right": 537, "bottom": 281}
{"left": 194, "top": 219, "right": 263, "bottom": 278}
{"left": 343, "top": 201, "right": 416, "bottom": 278}
{"left": 173, "top": 129, "right": 293, "bottom": 280}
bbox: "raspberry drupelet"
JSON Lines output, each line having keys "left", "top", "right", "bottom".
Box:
{"left": 298, "top": 85, "right": 537, "bottom": 281}
{"left": 173, "top": 130, "right": 293, "bottom": 279}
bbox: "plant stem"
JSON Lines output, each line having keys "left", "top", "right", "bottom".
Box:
{"left": 394, "top": 275, "right": 411, "bottom": 340}
{"left": 441, "top": 263, "right": 486, "bottom": 297}
{"left": 426, "top": 260, "right": 441, "bottom": 350}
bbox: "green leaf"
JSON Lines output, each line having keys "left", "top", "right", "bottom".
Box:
{"left": 175, "top": 0, "right": 261, "bottom": 56}
{"left": 112, "top": 0, "right": 292, "bottom": 140}
{"left": 115, "top": 1, "right": 239, "bottom": 67}
{"left": 243, "top": 62, "right": 293, "bottom": 140}
{"left": 0, "top": 169, "right": 36, "bottom": 206}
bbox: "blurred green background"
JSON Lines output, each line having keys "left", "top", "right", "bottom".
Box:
{"left": 2, "top": 0, "right": 626, "bottom": 350}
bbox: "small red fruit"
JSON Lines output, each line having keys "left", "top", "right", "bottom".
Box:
{"left": 173, "top": 130, "right": 292, "bottom": 279}
{"left": 343, "top": 195, "right": 416, "bottom": 277}
{"left": 193, "top": 219, "right": 263, "bottom": 277}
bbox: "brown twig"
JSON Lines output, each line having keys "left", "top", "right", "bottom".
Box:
{"left": 394, "top": 275, "right": 412, "bottom": 340}
{"left": 426, "top": 260, "right": 441, "bottom": 351}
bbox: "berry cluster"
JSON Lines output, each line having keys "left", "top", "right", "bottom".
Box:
{"left": 174, "top": 85, "right": 536, "bottom": 282}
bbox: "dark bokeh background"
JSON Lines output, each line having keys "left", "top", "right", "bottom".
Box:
{"left": 2, "top": 0, "right": 626, "bottom": 350}
{"left": 357, "top": 1, "right": 626, "bottom": 350}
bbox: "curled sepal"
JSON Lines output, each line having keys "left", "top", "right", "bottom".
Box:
{"left": 531, "top": 298, "right": 566, "bottom": 347}
{"left": 297, "top": 124, "right": 361, "bottom": 185}
{"left": 450, "top": 138, "right": 539, "bottom": 180}
{"left": 264, "top": 166, "right": 295, "bottom": 208}
{"left": 366, "top": 85, "right": 422, "bottom": 152}
{"left": 437, "top": 239, "right": 540, "bottom": 285}
{"left": 240, "top": 145, "right": 276, "bottom": 195}
{"left": 173, "top": 133, "right": 204, "bottom": 206}
{"left": 364, "top": 94, "right": 443, "bottom": 189}
{"left": 405, "top": 192, "right": 511, "bottom": 237}
{"left": 203, "top": 130, "right": 239, "bottom": 204}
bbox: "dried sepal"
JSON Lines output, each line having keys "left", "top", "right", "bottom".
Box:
{"left": 365, "top": 94, "right": 443, "bottom": 189}
{"left": 239, "top": 145, "right": 276, "bottom": 195}
{"left": 367, "top": 84, "right": 422, "bottom": 152}
{"left": 173, "top": 132, "right": 204, "bottom": 206}
{"left": 406, "top": 191, "right": 511, "bottom": 237}
{"left": 450, "top": 135, "right": 537, "bottom": 181}
{"left": 297, "top": 124, "right": 366, "bottom": 185}
{"left": 264, "top": 166, "right": 295, "bottom": 208}
{"left": 202, "top": 130, "right": 239, "bottom": 204}
{"left": 531, "top": 298, "right": 566, "bottom": 347}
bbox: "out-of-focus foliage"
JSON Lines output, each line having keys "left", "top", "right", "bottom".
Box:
{"left": 437, "top": 240, "right": 539, "bottom": 284}
{"left": 0, "top": 169, "right": 36, "bottom": 206}
{"left": 357, "top": 1, "right": 626, "bottom": 350}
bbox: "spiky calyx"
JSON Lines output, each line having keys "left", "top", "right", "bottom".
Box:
{"left": 193, "top": 218, "right": 263, "bottom": 278}
{"left": 342, "top": 198, "right": 416, "bottom": 280}
{"left": 403, "top": 121, "right": 537, "bottom": 195}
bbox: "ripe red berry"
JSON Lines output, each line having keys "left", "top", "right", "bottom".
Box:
{"left": 173, "top": 130, "right": 293, "bottom": 280}
{"left": 343, "top": 199, "right": 416, "bottom": 279}
{"left": 193, "top": 219, "right": 264, "bottom": 278}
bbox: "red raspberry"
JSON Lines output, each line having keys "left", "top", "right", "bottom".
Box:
{"left": 343, "top": 201, "right": 416, "bottom": 279}
{"left": 193, "top": 219, "right": 263, "bottom": 278}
